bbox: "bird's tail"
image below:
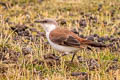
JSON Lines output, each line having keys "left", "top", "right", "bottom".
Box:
{"left": 81, "top": 40, "right": 108, "bottom": 48}
{"left": 87, "top": 42, "right": 108, "bottom": 47}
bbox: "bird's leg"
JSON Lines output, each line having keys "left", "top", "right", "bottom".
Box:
{"left": 60, "top": 52, "right": 77, "bottom": 62}
{"left": 71, "top": 52, "right": 77, "bottom": 62}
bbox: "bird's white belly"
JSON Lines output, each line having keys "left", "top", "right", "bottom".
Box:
{"left": 46, "top": 33, "right": 79, "bottom": 52}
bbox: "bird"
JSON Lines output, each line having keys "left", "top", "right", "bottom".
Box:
{"left": 35, "top": 18, "right": 108, "bottom": 62}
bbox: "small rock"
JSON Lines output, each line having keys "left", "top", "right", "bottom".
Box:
{"left": 79, "top": 19, "right": 87, "bottom": 27}
{"left": 10, "top": 24, "right": 30, "bottom": 36}
{"left": 97, "top": 37, "right": 105, "bottom": 42}
{"left": 37, "top": 32, "right": 45, "bottom": 37}
{"left": 44, "top": 54, "right": 59, "bottom": 61}
{"left": 43, "top": 54, "right": 60, "bottom": 66}
{"left": 110, "top": 38, "right": 118, "bottom": 42}
{"left": 87, "top": 59, "right": 99, "bottom": 70}
{"left": 71, "top": 72, "right": 88, "bottom": 80}
{"left": 93, "top": 34, "right": 99, "bottom": 38}
{"left": 106, "top": 64, "right": 119, "bottom": 72}
{"left": 113, "top": 58, "right": 118, "bottom": 62}
{"left": 104, "top": 36, "right": 110, "bottom": 41}
{"left": 87, "top": 36, "right": 94, "bottom": 41}
{"left": 32, "top": 59, "right": 44, "bottom": 65}
{"left": 77, "top": 56, "right": 86, "bottom": 63}
{"left": 22, "top": 47, "right": 32, "bottom": 55}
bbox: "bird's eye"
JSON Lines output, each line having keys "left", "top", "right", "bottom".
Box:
{"left": 43, "top": 20, "right": 47, "bottom": 23}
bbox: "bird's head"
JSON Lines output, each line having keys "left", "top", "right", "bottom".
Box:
{"left": 35, "top": 18, "right": 58, "bottom": 32}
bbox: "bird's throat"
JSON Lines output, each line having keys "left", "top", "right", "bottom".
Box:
{"left": 44, "top": 24, "right": 57, "bottom": 33}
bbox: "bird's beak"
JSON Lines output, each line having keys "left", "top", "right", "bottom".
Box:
{"left": 34, "top": 20, "right": 43, "bottom": 23}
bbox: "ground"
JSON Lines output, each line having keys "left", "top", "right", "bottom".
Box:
{"left": 0, "top": 0, "right": 120, "bottom": 80}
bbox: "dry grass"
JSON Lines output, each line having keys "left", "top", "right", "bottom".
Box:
{"left": 0, "top": 0, "right": 120, "bottom": 80}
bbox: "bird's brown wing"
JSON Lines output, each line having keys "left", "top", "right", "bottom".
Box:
{"left": 51, "top": 35, "right": 81, "bottom": 47}
{"left": 49, "top": 28, "right": 88, "bottom": 48}
{"left": 49, "top": 28, "right": 107, "bottom": 48}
